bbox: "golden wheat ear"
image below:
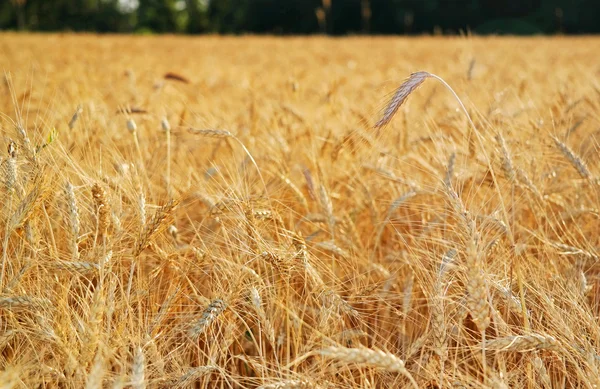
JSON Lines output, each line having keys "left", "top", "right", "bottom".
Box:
{"left": 375, "top": 71, "right": 429, "bottom": 128}
{"left": 375, "top": 71, "right": 477, "bottom": 131}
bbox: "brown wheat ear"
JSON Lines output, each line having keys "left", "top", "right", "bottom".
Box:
{"left": 375, "top": 71, "right": 429, "bottom": 128}
{"left": 91, "top": 183, "right": 110, "bottom": 237}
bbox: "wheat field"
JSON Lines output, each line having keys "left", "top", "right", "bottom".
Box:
{"left": 1, "top": 34, "right": 600, "bottom": 388}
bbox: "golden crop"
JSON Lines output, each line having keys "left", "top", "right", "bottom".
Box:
{"left": 0, "top": 34, "right": 599, "bottom": 388}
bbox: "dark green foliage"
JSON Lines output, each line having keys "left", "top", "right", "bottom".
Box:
{"left": 0, "top": 0, "right": 598, "bottom": 34}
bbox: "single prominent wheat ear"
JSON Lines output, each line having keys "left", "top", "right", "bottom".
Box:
{"left": 375, "top": 71, "right": 429, "bottom": 128}
{"left": 375, "top": 72, "right": 513, "bottom": 246}
{"left": 375, "top": 71, "right": 478, "bottom": 133}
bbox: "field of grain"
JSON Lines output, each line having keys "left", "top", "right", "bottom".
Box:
{"left": 1, "top": 34, "right": 600, "bottom": 388}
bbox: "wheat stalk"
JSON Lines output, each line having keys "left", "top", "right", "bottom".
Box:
{"left": 445, "top": 185, "right": 490, "bottom": 380}
{"left": 430, "top": 249, "right": 457, "bottom": 376}
{"left": 1, "top": 141, "right": 19, "bottom": 287}
{"left": 402, "top": 271, "right": 414, "bottom": 348}
{"left": 161, "top": 117, "right": 172, "bottom": 198}
{"left": 244, "top": 204, "right": 259, "bottom": 254}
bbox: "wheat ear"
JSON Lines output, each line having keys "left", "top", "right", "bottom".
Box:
{"left": 4, "top": 140, "right": 17, "bottom": 194}
{"left": 374, "top": 190, "right": 417, "bottom": 251}
{"left": 0, "top": 295, "right": 50, "bottom": 310}
{"left": 257, "top": 380, "right": 314, "bottom": 389}
{"left": 188, "top": 299, "right": 227, "bottom": 340}
{"left": 484, "top": 334, "right": 560, "bottom": 352}
{"left": 551, "top": 135, "right": 591, "bottom": 180}
{"left": 85, "top": 349, "right": 105, "bottom": 389}
{"left": 134, "top": 199, "right": 178, "bottom": 256}
{"left": 319, "top": 347, "right": 418, "bottom": 389}
{"left": 50, "top": 261, "right": 100, "bottom": 274}
{"left": 131, "top": 345, "right": 145, "bottom": 389}
{"left": 375, "top": 71, "right": 429, "bottom": 128}
{"left": 0, "top": 329, "right": 15, "bottom": 348}
{"left": 126, "top": 199, "right": 178, "bottom": 309}
{"left": 278, "top": 173, "right": 308, "bottom": 212}
{"left": 444, "top": 152, "right": 456, "bottom": 187}
{"left": 318, "top": 184, "right": 335, "bottom": 238}
{"left": 533, "top": 356, "right": 552, "bottom": 388}
{"left": 69, "top": 104, "right": 83, "bottom": 130}
{"left": 430, "top": 248, "right": 457, "bottom": 386}
{"left": 170, "top": 366, "right": 217, "bottom": 388}
{"left": 10, "top": 171, "right": 47, "bottom": 229}
{"left": 495, "top": 133, "right": 515, "bottom": 182}
{"left": 250, "top": 287, "right": 275, "bottom": 344}
{"left": 1, "top": 141, "right": 18, "bottom": 287}
{"left": 92, "top": 183, "right": 110, "bottom": 238}
{"left": 65, "top": 181, "right": 80, "bottom": 260}
{"left": 376, "top": 71, "right": 514, "bottom": 246}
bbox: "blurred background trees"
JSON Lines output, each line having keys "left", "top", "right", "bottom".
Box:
{"left": 0, "top": 0, "right": 598, "bottom": 34}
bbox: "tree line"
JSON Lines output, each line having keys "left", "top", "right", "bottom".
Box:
{"left": 1, "top": 0, "right": 598, "bottom": 35}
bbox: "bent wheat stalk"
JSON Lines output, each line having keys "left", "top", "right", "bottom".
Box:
{"left": 375, "top": 71, "right": 513, "bottom": 244}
